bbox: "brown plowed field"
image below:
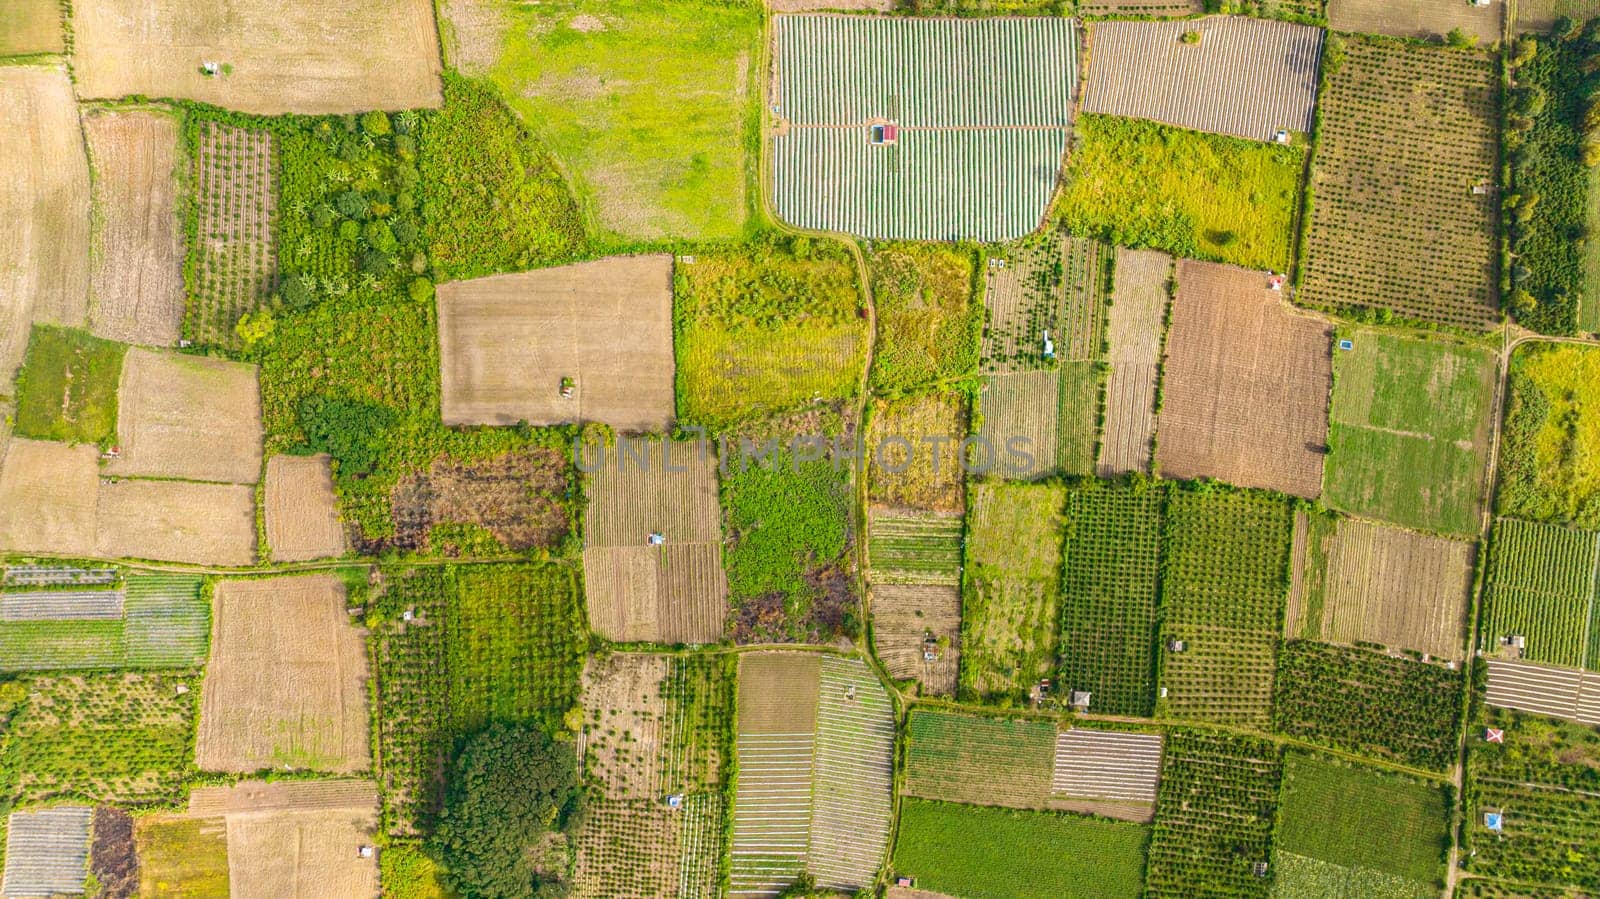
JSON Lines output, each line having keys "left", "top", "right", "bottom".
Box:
{"left": 83, "top": 109, "right": 186, "bottom": 347}
{"left": 1097, "top": 248, "right": 1169, "bottom": 477}
{"left": 71, "top": 0, "right": 442, "bottom": 114}
{"left": 0, "top": 439, "right": 101, "bottom": 557}
{"left": 1291, "top": 516, "right": 1473, "bottom": 659}
{"left": 0, "top": 66, "right": 90, "bottom": 409}
{"left": 197, "top": 575, "right": 369, "bottom": 773}
{"left": 107, "top": 348, "right": 263, "bottom": 484}
{"left": 264, "top": 454, "right": 345, "bottom": 563}
{"left": 584, "top": 439, "right": 726, "bottom": 644}
{"left": 872, "top": 583, "right": 960, "bottom": 695}
{"left": 188, "top": 779, "right": 378, "bottom": 818}
{"left": 438, "top": 256, "right": 675, "bottom": 431}
{"left": 226, "top": 807, "right": 378, "bottom": 899}
{"left": 738, "top": 651, "right": 822, "bottom": 733}
{"left": 96, "top": 478, "right": 256, "bottom": 565}
{"left": 1155, "top": 260, "right": 1331, "bottom": 497}
{"left": 1329, "top": 0, "right": 1501, "bottom": 44}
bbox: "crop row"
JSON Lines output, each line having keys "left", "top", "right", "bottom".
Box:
{"left": 1145, "top": 729, "right": 1282, "bottom": 898}
{"left": 1483, "top": 518, "right": 1600, "bottom": 670}
{"left": 869, "top": 514, "right": 962, "bottom": 585}
{"left": 902, "top": 709, "right": 1055, "bottom": 808}
{"left": 806, "top": 655, "right": 895, "bottom": 891}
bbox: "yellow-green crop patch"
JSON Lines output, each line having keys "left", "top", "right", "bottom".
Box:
{"left": 1500, "top": 342, "right": 1600, "bottom": 530}
{"left": 868, "top": 244, "right": 981, "bottom": 393}
{"left": 13, "top": 325, "right": 126, "bottom": 445}
{"left": 961, "top": 481, "right": 1066, "bottom": 700}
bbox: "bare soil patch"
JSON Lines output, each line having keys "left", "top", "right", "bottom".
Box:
{"left": 1155, "top": 260, "right": 1331, "bottom": 497}
{"left": 225, "top": 807, "right": 378, "bottom": 899}
{"left": 0, "top": 439, "right": 100, "bottom": 557}
{"left": 107, "top": 348, "right": 262, "bottom": 484}
{"left": 0, "top": 0, "right": 64, "bottom": 54}
{"left": 96, "top": 478, "right": 256, "bottom": 565}
{"left": 84, "top": 109, "right": 186, "bottom": 347}
{"left": 1329, "top": 0, "right": 1501, "bottom": 44}
{"left": 197, "top": 575, "right": 369, "bottom": 773}
{"left": 437, "top": 255, "right": 675, "bottom": 431}
{"left": 872, "top": 583, "right": 960, "bottom": 695}
{"left": 91, "top": 806, "right": 139, "bottom": 899}
{"left": 1098, "top": 248, "right": 1170, "bottom": 477}
{"left": 0, "top": 66, "right": 90, "bottom": 408}
{"left": 188, "top": 779, "right": 379, "bottom": 818}
{"left": 264, "top": 454, "right": 345, "bottom": 563}
{"left": 583, "top": 439, "right": 726, "bottom": 644}
{"left": 383, "top": 447, "right": 570, "bottom": 556}
{"left": 71, "top": 0, "right": 442, "bottom": 114}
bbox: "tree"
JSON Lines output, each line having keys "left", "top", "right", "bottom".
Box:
{"left": 280, "top": 274, "right": 316, "bottom": 309}
{"left": 429, "top": 724, "right": 579, "bottom": 899}
{"left": 335, "top": 189, "right": 370, "bottom": 220}
{"left": 1447, "top": 27, "right": 1478, "bottom": 50}
{"left": 1512, "top": 36, "right": 1540, "bottom": 67}
{"left": 234, "top": 310, "right": 275, "bottom": 348}
{"left": 295, "top": 396, "right": 395, "bottom": 484}
{"left": 360, "top": 111, "right": 392, "bottom": 136}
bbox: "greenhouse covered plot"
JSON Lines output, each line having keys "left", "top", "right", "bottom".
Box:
{"left": 1083, "top": 16, "right": 1323, "bottom": 142}
{"left": 2, "top": 806, "right": 92, "bottom": 898}
{"left": 770, "top": 15, "right": 1078, "bottom": 241}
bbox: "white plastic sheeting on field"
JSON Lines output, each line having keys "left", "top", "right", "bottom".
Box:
{"left": 2, "top": 806, "right": 92, "bottom": 899}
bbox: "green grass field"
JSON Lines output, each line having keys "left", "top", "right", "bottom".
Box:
{"left": 868, "top": 244, "right": 981, "bottom": 393}
{"left": 13, "top": 324, "right": 126, "bottom": 444}
{"left": 1325, "top": 330, "right": 1495, "bottom": 536}
{"left": 483, "top": 0, "right": 760, "bottom": 240}
{"left": 1500, "top": 342, "right": 1600, "bottom": 530}
{"left": 893, "top": 798, "right": 1148, "bottom": 899}
{"left": 1276, "top": 753, "right": 1448, "bottom": 889}
{"left": 961, "top": 482, "right": 1067, "bottom": 700}
{"left": 674, "top": 238, "right": 867, "bottom": 426}
{"left": 1060, "top": 115, "right": 1302, "bottom": 272}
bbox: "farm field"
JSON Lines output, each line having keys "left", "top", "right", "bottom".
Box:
{"left": 0, "top": 65, "right": 90, "bottom": 411}
{"left": 1083, "top": 17, "right": 1323, "bottom": 142}
{"left": 1061, "top": 116, "right": 1301, "bottom": 271}
{"left": 1481, "top": 518, "right": 1600, "bottom": 671}
{"left": 0, "top": 572, "right": 207, "bottom": 671}
{"left": 381, "top": 446, "right": 573, "bottom": 557}
{"left": 979, "top": 366, "right": 1100, "bottom": 478}
{"left": 186, "top": 780, "right": 381, "bottom": 898}
{"left": 903, "top": 709, "right": 1055, "bottom": 809}
{"left": 13, "top": 325, "right": 125, "bottom": 445}
{"left": 372, "top": 564, "right": 586, "bottom": 833}
{"left": 674, "top": 242, "right": 866, "bottom": 426}
{"left": 185, "top": 121, "right": 276, "bottom": 349}
{"left": 1157, "top": 489, "right": 1291, "bottom": 728}
{"left": 135, "top": 814, "right": 232, "bottom": 897}
{"left": 1286, "top": 515, "right": 1474, "bottom": 659}
{"left": 1080, "top": 0, "right": 1201, "bottom": 13}
{"left": 982, "top": 232, "right": 1107, "bottom": 373}
{"left": 1051, "top": 728, "right": 1163, "bottom": 821}
{"left": 868, "top": 392, "right": 967, "bottom": 511}
{"left": 1325, "top": 330, "right": 1496, "bottom": 535}
{"left": 70, "top": 0, "right": 441, "bottom": 112}
{"left": 892, "top": 799, "right": 1149, "bottom": 899}
{"left": 1, "top": 806, "right": 92, "bottom": 899}
{"left": 771, "top": 16, "right": 1077, "bottom": 241}
{"left": 0, "top": 439, "right": 101, "bottom": 557}
{"left": 807, "top": 655, "right": 895, "bottom": 892}
{"left": 1272, "top": 641, "right": 1463, "bottom": 770}
{"left": 1484, "top": 658, "right": 1600, "bottom": 725}
{"left": 872, "top": 583, "right": 961, "bottom": 694}
{"left": 1299, "top": 38, "right": 1498, "bottom": 328}
{"left": 961, "top": 481, "right": 1067, "bottom": 699}
{"left": 473, "top": 0, "right": 758, "bottom": 239}
{"left": 1097, "top": 247, "right": 1169, "bottom": 477}
{"left": 868, "top": 244, "right": 980, "bottom": 393}
{"left": 573, "top": 653, "right": 733, "bottom": 897}
{"left": 583, "top": 438, "right": 727, "bottom": 644}
{"left": 1156, "top": 261, "right": 1332, "bottom": 498}
{"left": 868, "top": 511, "right": 962, "bottom": 586}
{"left": 82, "top": 108, "right": 186, "bottom": 346}
{"left": 264, "top": 454, "right": 346, "bottom": 562}
{"left": 1144, "top": 729, "right": 1282, "bottom": 897}
{"left": 108, "top": 348, "right": 262, "bottom": 484}
{"left": 0, "top": 672, "right": 196, "bottom": 805}
{"left": 731, "top": 651, "right": 821, "bottom": 897}
{"left": 1274, "top": 753, "right": 1448, "bottom": 896}
{"left": 1500, "top": 343, "right": 1600, "bottom": 529}
{"left": 1057, "top": 479, "right": 1164, "bottom": 717}
{"left": 1518, "top": 0, "right": 1600, "bottom": 31}
{"left": 1328, "top": 0, "right": 1501, "bottom": 44}
{"left": 95, "top": 478, "right": 257, "bottom": 566}
{"left": 197, "top": 575, "right": 368, "bottom": 773}
{"left": 0, "top": 0, "right": 62, "bottom": 54}
{"left": 437, "top": 256, "right": 674, "bottom": 430}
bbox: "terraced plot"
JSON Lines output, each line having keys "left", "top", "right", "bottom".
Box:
{"left": 1083, "top": 17, "right": 1323, "bottom": 142}
{"left": 1300, "top": 38, "right": 1498, "bottom": 328}
{"left": 731, "top": 652, "right": 820, "bottom": 897}
{"left": 2, "top": 806, "right": 92, "bottom": 899}
{"left": 1481, "top": 518, "right": 1600, "bottom": 671}
{"left": 1098, "top": 248, "right": 1169, "bottom": 477}
{"left": 771, "top": 16, "right": 1078, "bottom": 240}
{"left": 807, "top": 655, "right": 894, "bottom": 892}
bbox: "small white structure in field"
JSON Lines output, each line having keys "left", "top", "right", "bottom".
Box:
{"left": 666, "top": 794, "right": 684, "bottom": 810}
{"left": 1267, "top": 274, "right": 1286, "bottom": 291}
{"left": 1071, "top": 691, "right": 1092, "bottom": 711}
{"left": 1042, "top": 329, "right": 1055, "bottom": 360}
{"left": 647, "top": 533, "right": 666, "bottom": 546}
{"left": 357, "top": 846, "right": 374, "bottom": 859}
{"left": 1273, "top": 129, "right": 1290, "bottom": 144}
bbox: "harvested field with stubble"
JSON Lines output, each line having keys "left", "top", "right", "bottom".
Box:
{"left": 0, "top": 66, "right": 90, "bottom": 408}
{"left": 583, "top": 439, "right": 727, "bottom": 644}
{"left": 1156, "top": 261, "right": 1331, "bottom": 498}
{"left": 97, "top": 478, "right": 256, "bottom": 565}
{"left": 205, "top": 782, "right": 380, "bottom": 899}
{"left": 71, "top": 0, "right": 442, "bottom": 113}
{"left": 872, "top": 583, "right": 961, "bottom": 695}
{"left": 0, "top": 0, "right": 63, "bottom": 54}
{"left": 108, "top": 348, "right": 263, "bottom": 484}
{"left": 264, "top": 454, "right": 345, "bottom": 562}
{"left": 186, "top": 121, "right": 275, "bottom": 349}
{"left": 0, "top": 439, "right": 101, "bottom": 558}
{"left": 1286, "top": 515, "right": 1473, "bottom": 659}
{"left": 438, "top": 256, "right": 675, "bottom": 431}
{"left": 731, "top": 651, "right": 821, "bottom": 897}
{"left": 1083, "top": 17, "right": 1324, "bottom": 142}
{"left": 1301, "top": 38, "right": 1498, "bottom": 329}
{"left": 869, "top": 393, "right": 967, "bottom": 512}
{"left": 83, "top": 109, "right": 186, "bottom": 347}
{"left": 1330, "top": 0, "right": 1501, "bottom": 44}
{"left": 1098, "top": 248, "right": 1170, "bottom": 477}
{"left": 197, "top": 575, "right": 369, "bottom": 774}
